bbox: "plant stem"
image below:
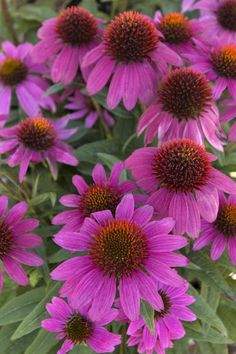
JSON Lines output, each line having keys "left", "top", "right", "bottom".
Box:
{"left": 1, "top": 0, "right": 19, "bottom": 44}
{"left": 91, "top": 96, "right": 112, "bottom": 139}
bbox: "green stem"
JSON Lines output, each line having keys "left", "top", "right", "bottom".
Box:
{"left": 91, "top": 96, "right": 112, "bottom": 139}
{"left": 1, "top": 0, "right": 18, "bottom": 44}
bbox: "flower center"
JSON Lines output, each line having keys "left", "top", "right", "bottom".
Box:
{"left": 154, "top": 290, "right": 171, "bottom": 319}
{"left": 56, "top": 6, "right": 98, "bottom": 46}
{"left": 17, "top": 117, "right": 56, "bottom": 151}
{"left": 211, "top": 45, "right": 236, "bottom": 79}
{"left": 214, "top": 203, "right": 236, "bottom": 237}
{"left": 152, "top": 139, "right": 211, "bottom": 193}
{"left": 217, "top": 0, "right": 236, "bottom": 32}
{"left": 157, "top": 13, "right": 192, "bottom": 44}
{"left": 0, "top": 58, "right": 28, "bottom": 86}
{"left": 0, "top": 221, "right": 12, "bottom": 259}
{"left": 89, "top": 219, "right": 149, "bottom": 278}
{"left": 104, "top": 11, "right": 159, "bottom": 63}
{"left": 65, "top": 313, "right": 92, "bottom": 344}
{"left": 79, "top": 184, "right": 122, "bottom": 217}
{"left": 159, "top": 68, "right": 212, "bottom": 121}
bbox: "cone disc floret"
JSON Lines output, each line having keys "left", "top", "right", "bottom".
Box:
{"left": 157, "top": 13, "right": 192, "bottom": 44}
{"left": 65, "top": 313, "right": 92, "bottom": 344}
{"left": 159, "top": 68, "right": 212, "bottom": 121}
{"left": 152, "top": 139, "right": 211, "bottom": 193}
{"left": 0, "top": 58, "right": 28, "bottom": 86}
{"left": 56, "top": 6, "right": 98, "bottom": 46}
{"left": 214, "top": 203, "right": 236, "bottom": 237}
{"left": 217, "top": 0, "right": 236, "bottom": 32}
{"left": 211, "top": 45, "right": 236, "bottom": 79}
{"left": 104, "top": 11, "right": 159, "bottom": 62}
{"left": 89, "top": 219, "right": 149, "bottom": 278}
{"left": 17, "top": 117, "right": 56, "bottom": 151}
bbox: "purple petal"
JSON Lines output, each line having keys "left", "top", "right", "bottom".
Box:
{"left": 119, "top": 275, "right": 140, "bottom": 321}
{"left": 2, "top": 256, "right": 28, "bottom": 286}
{"left": 115, "top": 194, "right": 134, "bottom": 220}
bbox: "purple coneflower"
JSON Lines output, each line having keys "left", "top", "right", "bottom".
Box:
{"left": 119, "top": 283, "right": 196, "bottom": 354}
{"left": 126, "top": 139, "right": 236, "bottom": 238}
{"left": 154, "top": 11, "right": 203, "bottom": 59}
{"left": 194, "top": 193, "right": 236, "bottom": 265}
{"left": 0, "top": 41, "right": 55, "bottom": 121}
{"left": 42, "top": 297, "right": 121, "bottom": 354}
{"left": 64, "top": 88, "right": 114, "bottom": 128}
{"left": 137, "top": 68, "right": 224, "bottom": 150}
{"left": 51, "top": 194, "right": 188, "bottom": 321}
{"left": 31, "top": 7, "right": 103, "bottom": 84}
{"left": 53, "top": 161, "right": 136, "bottom": 235}
{"left": 82, "top": 11, "right": 183, "bottom": 111}
{"left": 188, "top": 40, "right": 236, "bottom": 100}
{"left": 220, "top": 98, "right": 236, "bottom": 141}
{"left": 0, "top": 116, "right": 78, "bottom": 182}
{"left": 193, "top": 0, "right": 236, "bottom": 42}
{"left": 0, "top": 195, "right": 43, "bottom": 292}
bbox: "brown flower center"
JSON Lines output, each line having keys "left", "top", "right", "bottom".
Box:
{"left": 211, "top": 45, "right": 236, "bottom": 79}
{"left": 217, "top": 0, "right": 236, "bottom": 32}
{"left": 214, "top": 203, "right": 236, "bottom": 237}
{"left": 65, "top": 313, "right": 92, "bottom": 344}
{"left": 157, "top": 13, "right": 192, "bottom": 45}
{"left": 0, "top": 221, "right": 12, "bottom": 259}
{"left": 0, "top": 58, "right": 28, "bottom": 86}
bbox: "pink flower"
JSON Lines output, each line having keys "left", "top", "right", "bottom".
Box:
{"left": 220, "top": 98, "right": 236, "bottom": 141}
{"left": 0, "top": 195, "right": 43, "bottom": 292}
{"left": 154, "top": 11, "right": 203, "bottom": 59}
{"left": 118, "top": 283, "right": 196, "bottom": 353}
{"left": 51, "top": 194, "right": 188, "bottom": 322}
{"left": 0, "top": 41, "right": 55, "bottom": 122}
{"left": 41, "top": 297, "right": 121, "bottom": 353}
{"left": 188, "top": 39, "right": 236, "bottom": 100}
{"left": 126, "top": 139, "right": 236, "bottom": 238}
{"left": 0, "top": 116, "right": 78, "bottom": 182}
{"left": 64, "top": 88, "right": 114, "bottom": 128}
{"left": 137, "top": 67, "right": 224, "bottom": 150}
{"left": 31, "top": 7, "right": 103, "bottom": 84}
{"left": 194, "top": 193, "right": 236, "bottom": 265}
{"left": 193, "top": 0, "right": 236, "bottom": 42}
{"left": 82, "top": 11, "right": 183, "bottom": 111}
{"left": 52, "top": 161, "right": 136, "bottom": 236}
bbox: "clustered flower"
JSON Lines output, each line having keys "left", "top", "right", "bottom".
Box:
{"left": 0, "top": 0, "right": 236, "bottom": 353}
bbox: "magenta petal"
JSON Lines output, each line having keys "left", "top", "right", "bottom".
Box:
{"left": 2, "top": 257, "right": 28, "bottom": 286}
{"left": 115, "top": 194, "right": 134, "bottom": 220}
{"left": 72, "top": 175, "right": 89, "bottom": 194}
{"left": 87, "top": 56, "right": 116, "bottom": 95}
{"left": 89, "top": 276, "right": 116, "bottom": 321}
{"left": 0, "top": 86, "right": 11, "bottom": 118}
{"left": 88, "top": 327, "right": 121, "bottom": 353}
{"left": 0, "top": 195, "right": 8, "bottom": 218}
{"left": 211, "top": 169, "right": 236, "bottom": 194}
{"left": 0, "top": 268, "right": 3, "bottom": 293}
{"left": 135, "top": 272, "right": 164, "bottom": 311}
{"left": 119, "top": 275, "right": 140, "bottom": 321}
{"left": 210, "top": 235, "right": 226, "bottom": 261}
{"left": 10, "top": 249, "right": 43, "bottom": 266}
{"left": 58, "top": 339, "right": 74, "bottom": 354}
{"left": 228, "top": 238, "right": 236, "bottom": 265}
{"left": 92, "top": 163, "right": 107, "bottom": 184}
{"left": 51, "top": 45, "right": 80, "bottom": 84}
{"left": 132, "top": 205, "right": 153, "bottom": 227}
{"left": 41, "top": 318, "right": 64, "bottom": 332}
{"left": 109, "top": 161, "right": 124, "bottom": 185}
{"left": 5, "top": 201, "right": 28, "bottom": 225}
{"left": 146, "top": 258, "right": 185, "bottom": 287}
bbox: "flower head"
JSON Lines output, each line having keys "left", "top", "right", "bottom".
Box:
{"left": 126, "top": 139, "right": 236, "bottom": 238}
{"left": 137, "top": 68, "right": 224, "bottom": 150}
{"left": 0, "top": 195, "right": 43, "bottom": 292}
{"left": 188, "top": 40, "right": 236, "bottom": 100}
{"left": 64, "top": 88, "right": 114, "bottom": 128}
{"left": 31, "top": 7, "right": 103, "bottom": 84}
{"left": 0, "top": 116, "right": 78, "bottom": 182}
{"left": 194, "top": 193, "right": 236, "bottom": 265}
{"left": 51, "top": 194, "right": 188, "bottom": 321}
{"left": 83, "top": 11, "right": 183, "bottom": 111}
{"left": 41, "top": 297, "right": 121, "bottom": 353}
{"left": 194, "top": 0, "right": 236, "bottom": 42}
{"left": 52, "top": 161, "right": 136, "bottom": 236}
{"left": 0, "top": 41, "right": 55, "bottom": 122}
{"left": 123, "top": 283, "right": 196, "bottom": 353}
{"left": 154, "top": 11, "right": 203, "bottom": 59}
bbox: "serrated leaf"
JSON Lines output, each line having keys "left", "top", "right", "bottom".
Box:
{"left": 25, "top": 329, "right": 58, "bottom": 354}
{"left": 11, "top": 282, "right": 61, "bottom": 340}
{"left": 0, "top": 287, "right": 45, "bottom": 325}
{"left": 188, "top": 285, "right": 227, "bottom": 336}
{"left": 140, "top": 300, "right": 155, "bottom": 335}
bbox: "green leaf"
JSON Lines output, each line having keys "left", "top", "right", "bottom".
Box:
{"left": 188, "top": 251, "right": 236, "bottom": 303}
{"left": 5, "top": 331, "right": 37, "bottom": 354}
{"left": 218, "top": 301, "right": 236, "bottom": 342}
{"left": 44, "top": 82, "right": 64, "bottom": 96}
{"left": 185, "top": 325, "right": 232, "bottom": 344}
{"left": 11, "top": 282, "right": 61, "bottom": 340}
{"left": 49, "top": 248, "right": 75, "bottom": 263}
{"left": 196, "top": 341, "right": 228, "bottom": 354}
{"left": 0, "top": 287, "right": 45, "bottom": 326}
{"left": 25, "top": 329, "right": 58, "bottom": 354}
{"left": 30, "top": 192, "right": 57, "bottom": 207}
{"left": 140, "top": 300, "right": 155, "bottom": 335}
{"left": 188, "top": 285, "right": 227, "bottom": 336}
{"left": 75, "top": 138, "right": 121, "bottom": 163}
